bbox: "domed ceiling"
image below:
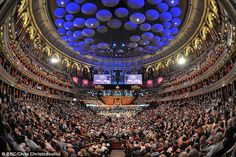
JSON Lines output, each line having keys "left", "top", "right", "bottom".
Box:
{"left": 48, "top": 0, "right": 186, "bottom": 58}
{"left": 49, "top": 0, "right": 185, "bottom": 58}
{"left": 30, "top": 0, "right": 205, "bottom": 68}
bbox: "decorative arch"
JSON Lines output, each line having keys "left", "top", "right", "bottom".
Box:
{"left": 175, "top": 53, "right": 184, "bottom": 61}
{"left": 82, "top": 66, "right": 90, "bottom": 72}
{"left": 72, "top": 62, "right": 80, "bottom": 70}
{"left": 207, "top": 12, "right": 216, "bottom": 28}
{"left": 26, "top": 26, "right": 35, "bottom": 40}
{"left": 185, "top": 46, "right": 193, "bottom": 56}
{"left": 52, "top": 53, "right": 60, "bottom": 59}
{"left": 209, "top": 0, "right": 218, "bottom": 15}
{"left": 146, "top": 65, "right": 155, "bottom": 72}
{"left": 201, "top": 25, "right": 210, "bottom": 40}
{"left": 166, "top": 58, "right": 175, "bottom": 67}
{"left": 18, "top": 0, "right": 27, "bottom": 14}
{"left": 33, "top": 36, "right": 41, "bottom": 45}
{"left": 42, "top": 46, "right": 52, "bottom": 56}
{"left": 193, "top": 37, "right": 202, "bottom": 49}
{"left": 62, "top": 58, "right": 70, "bottom": 67}
{"left": 20, "top": 12, "right": 30, "bottom": 27}
{"left": 156, "top": 62, "right": 164, "bottom": 70}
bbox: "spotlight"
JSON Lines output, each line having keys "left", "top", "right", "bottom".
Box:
{"left": 72, "top": 98, "right": 77, "bottom": 101}
{"left": 113, "top": 43, "right": 116, "bottom": 47}
{"left": 122, "top": 43, "right": 125, "bottom": 47}
{"left": 178, "top": 57, "right": 186, "bottom": 65}
{"left": 51, "top": 57, "right": 60, "bottom": 63}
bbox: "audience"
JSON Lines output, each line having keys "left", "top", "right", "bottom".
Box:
{"left": 0, "top": 93, "right": 235, "bottom": 157}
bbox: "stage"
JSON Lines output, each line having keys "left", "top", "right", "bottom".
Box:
{"left": 101, "top": 96, "right": 135, "bottom": 105}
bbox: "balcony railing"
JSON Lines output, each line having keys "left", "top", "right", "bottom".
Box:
{"left": 157, "top": 67, "right": 236, "bottom": 102}
{"left": 0, "top": 62, "right": 73, "bottom": 101}
{"left": 158, "top": 46, "right": 231, "bottom": 94}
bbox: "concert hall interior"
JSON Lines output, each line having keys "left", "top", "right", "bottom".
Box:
{"left": 0, "top": 0, "right": 236, "bottom": 157}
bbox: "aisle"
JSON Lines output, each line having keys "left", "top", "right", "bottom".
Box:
{"left": 110, "top": 150, "right": 125, "bottom": 157}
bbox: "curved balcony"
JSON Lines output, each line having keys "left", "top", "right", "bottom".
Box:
{"left": 0, "top": 62, "right": 73, "bottom": 101}
{"left": 158, "top": 42, "right": 234, "bottom": 94}
{"left": 159, "top": 23, "right": 236, "bottom": 94}
{"left": 1, "top": 21, "right": 78, "bottom": 94}
{"left": 158, "top": 66, "right": 236, "bottom": 102}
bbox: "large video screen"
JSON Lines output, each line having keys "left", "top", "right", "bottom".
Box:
{"left": 125, "top": 74, "right": 142, "bottom": 85}
{"left": 93, "top": 74, "right": 111, "bottom": 84}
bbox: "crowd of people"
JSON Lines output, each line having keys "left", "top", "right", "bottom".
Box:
{"left": 0, "top": 93, "right": 235, "bottom": 157}
{"left": 0, "top": 98, "right": 112, "bottom": 157}
{"left": 121, "top": 98, "right": 236, "bottom": 157}
{"left": 91, "top": 105, "right": 143, "bottom": 118}
{"left": 134, "top": 92, "right": 157, "bottom": 105}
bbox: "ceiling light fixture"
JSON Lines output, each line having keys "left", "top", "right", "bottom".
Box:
{"left": 178, "top": 57, "right": 186, "bottom": 65}
{"left": 51, "top": 57, "right": 60, "bottom": 63}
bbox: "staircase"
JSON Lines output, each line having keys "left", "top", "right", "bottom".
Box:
{"left": 110, "top": 150, "right": 125, "bottom": 157}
